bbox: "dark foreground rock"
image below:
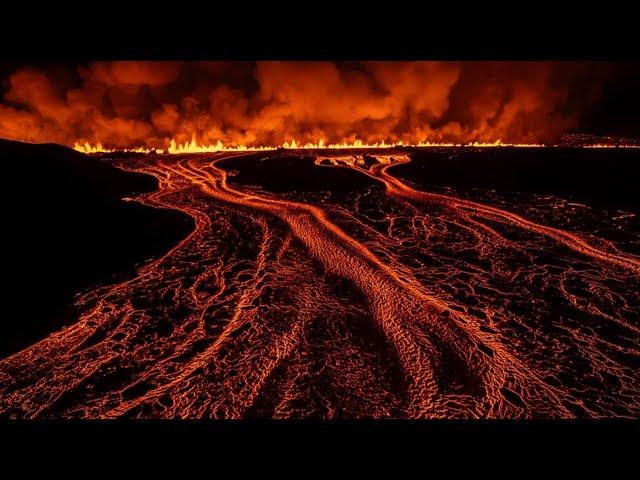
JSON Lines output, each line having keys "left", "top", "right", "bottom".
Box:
{"left": 0, "top": 139, "right": 193, "bottom": 358}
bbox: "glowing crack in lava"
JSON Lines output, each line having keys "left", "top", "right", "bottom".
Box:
{"left": 0, "top": 150, "right": 639, "bottom": 418}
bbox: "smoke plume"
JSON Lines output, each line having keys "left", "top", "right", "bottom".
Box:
{"left": 0, "top": 61, "right": 609, "bottom": 148}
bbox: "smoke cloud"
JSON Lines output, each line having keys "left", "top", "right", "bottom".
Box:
{"left": 0, "top": 61, "right": 610, "bottom": 148}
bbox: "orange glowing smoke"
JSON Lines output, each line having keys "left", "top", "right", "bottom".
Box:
{"left": 0, "top": 62, "right": 610, "bottom": 150}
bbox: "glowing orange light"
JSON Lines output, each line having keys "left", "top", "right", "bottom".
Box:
{"left": 73, "top": 138, "right": 548, "bottom": 154}
{"left": 73, "top": 142, "right": 162, "bottom": 154}
{"left": 583, "top": 144, "right": 640, "bottom": 149}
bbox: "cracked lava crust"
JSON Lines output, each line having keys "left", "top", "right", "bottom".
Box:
{"left": 1, "top": 150, "right": 639, "bottom": 419}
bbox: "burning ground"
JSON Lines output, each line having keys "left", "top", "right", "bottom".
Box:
{"left": 0, "top": 61, "right": 614, "bottom": 150}
{"left": 0, "top": 146, "right": 638, "bottom": 418}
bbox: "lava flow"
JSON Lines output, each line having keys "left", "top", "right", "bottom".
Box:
{"left": 0, "top": 150, "right": 639, "bottom": 419}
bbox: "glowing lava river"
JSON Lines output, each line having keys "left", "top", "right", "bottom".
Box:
{"left": 1, "top": 150, "right": 639, "bottom": 419}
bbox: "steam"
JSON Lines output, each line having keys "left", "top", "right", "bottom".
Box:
{"left": 0, "top": 61, "right": 607, "bottom": 148}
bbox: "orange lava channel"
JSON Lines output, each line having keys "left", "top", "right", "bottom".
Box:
{"left": 0, "top": 151, "right": 638, "bottom": 419}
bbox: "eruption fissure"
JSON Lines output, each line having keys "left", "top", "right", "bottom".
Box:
{"left": 0, "top": 62, "right": 618, "bottom": 149}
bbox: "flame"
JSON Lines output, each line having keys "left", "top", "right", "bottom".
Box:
{"left": 167, "top": 138, "right": 275, "bottom": 154}
{"left": 72, "top": 138, "right": 640, "bottom": 154}
{"left": 73, "top": 138, "right": 548, "bottom": 154}
{"left": 583, "top": 144, "right": 640, "bottom": 149}
{"left": 73, "top": 142, "right": 164, "bottom": 154}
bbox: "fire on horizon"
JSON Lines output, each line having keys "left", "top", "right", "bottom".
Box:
{"left": 0, "top": 61, "right": 639, "bottom": 419}
{"left": 1, "top": 61, "right": 639, "bottom": 150}
{"left": 70, "top": 137, "right": 640, "bottom": 155}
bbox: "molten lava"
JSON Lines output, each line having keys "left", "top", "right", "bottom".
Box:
{"left": 0, "top": 149, "right": 638, "bottom": 419}
{"left": 73, "top": 138, "right": 546, "bottom": 155}
{"left": 0, "top": 62, "right": 617, "bottom": 150}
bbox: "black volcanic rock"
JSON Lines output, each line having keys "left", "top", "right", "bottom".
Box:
{"left": 0, "top": 139, "right": 193, "bottom": 358}
{"left": 402, "top": 147, "right": 640, "bottom": 214}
